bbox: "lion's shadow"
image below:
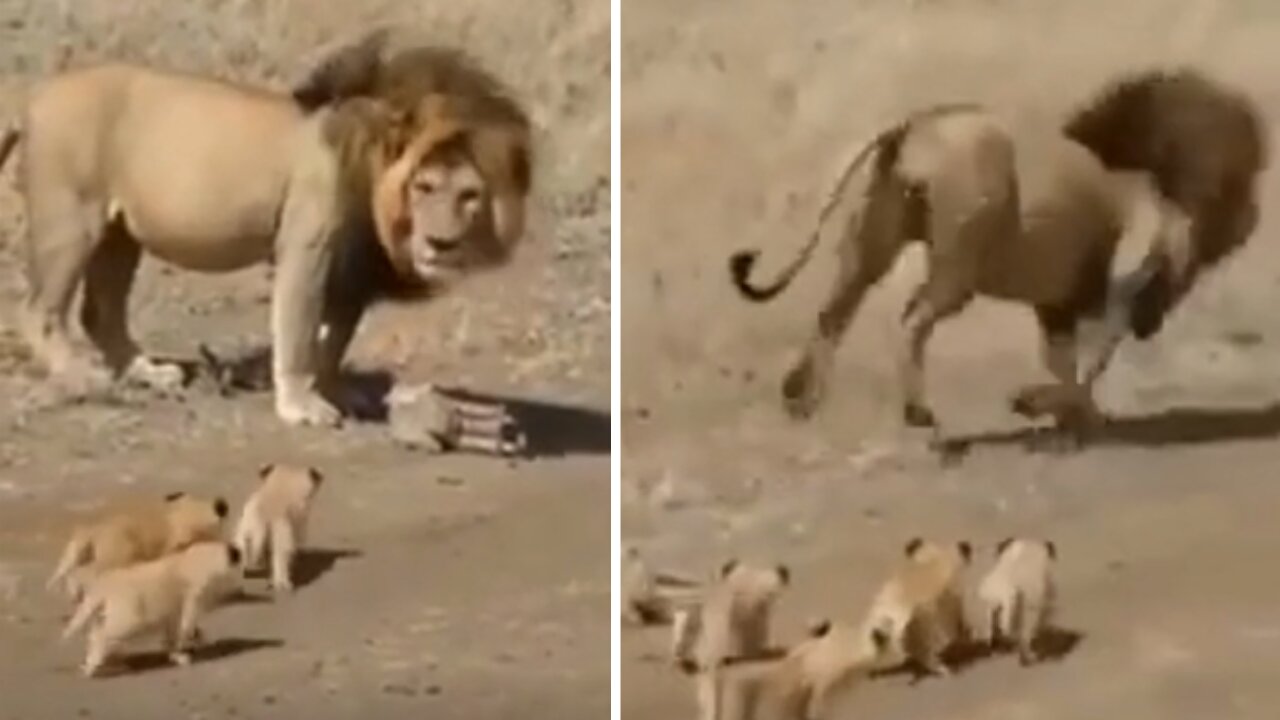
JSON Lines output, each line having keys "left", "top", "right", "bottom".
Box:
{"left": 182, "top": 349, "right": 609, "bottom": 458}
{"left": 86, "top": 637, "right": 284, "bottom": 678}
{"left": 937, "top": 401, "right": 1280, "bottom": 461}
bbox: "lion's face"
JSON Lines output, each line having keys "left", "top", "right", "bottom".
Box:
{"left": 400, "top": 155, "right": 489, "bottom": 284}
{"left": 373, "top": 119, "right": 528, "bottom": 290}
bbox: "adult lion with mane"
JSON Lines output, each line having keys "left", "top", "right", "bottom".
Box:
{"left": 0, "top": 30, "right": 532, "bottom": 427}
{"left": 729, "top": 69, "right": 1265, "bottom": 438}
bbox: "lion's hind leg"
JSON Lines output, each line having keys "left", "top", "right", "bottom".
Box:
{"left": 782, "top": 176, "right": 908, "bottom": 420}
{"left": 898, "top": 273, "right": 973, "bottom": 430}
{"left": 18, "top": 187, "right": 112, "bottom": 396}
{"left": 80, "top": 219, "right": 184, "bottom": 393}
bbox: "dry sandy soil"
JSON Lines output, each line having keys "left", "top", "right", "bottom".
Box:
{"left": 0, "top": 1, "right": 609, "bottom": 718}
{"left": 622, "top": 1, "right": 1280, "bottom": 718}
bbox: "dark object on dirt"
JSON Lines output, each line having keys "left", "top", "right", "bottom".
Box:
{"left": 387, "top": 383, "right": 526, "bottom": 457}
{"left": 196, "top": 343, "right": 273, "bottom": 397}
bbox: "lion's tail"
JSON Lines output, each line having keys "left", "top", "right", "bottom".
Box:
{"left": 728, "top": 126, "right": 899, "bottom": 303}
{"left": 0, "top": 123, "right": 20, "bottom": 174}
{"left": 61, "top": 591, "right": 103, "bottom": 642}
{"left": 47, "top": 532, "right": 91, "bottom": 593}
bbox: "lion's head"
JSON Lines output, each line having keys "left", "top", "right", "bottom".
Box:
{"left": 300, "top": 36, "right": 532, "bottom": 294}
{"left": 367, "top": 94, "right": 530, "bottom": 288}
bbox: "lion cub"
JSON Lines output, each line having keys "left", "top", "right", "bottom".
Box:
{"left": 720, "top": 618, "right": 880, "bottom": 720}
{"left": 977, "top": 537, "right": 1058, "bottom": 665}
{"left": 674, "top": 559, "right": 790, "bottom": 720}
{"left": 233, "top": 464, "right": 323, "bottom": 592}
{"left": 621, "top": 546, "right": 702, "bottom": 626}
{"left": 48, "top": 493, "right": 229, "bottom": 600}
{"left": 862, "top": 538, "right": 971, "bottom": 678}
{"left": 62, "top": 541, "right": 242, "bottom": 677}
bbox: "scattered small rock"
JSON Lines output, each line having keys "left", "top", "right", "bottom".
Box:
{"left": 382, "top": 682, "right": 417, "bottom": 697}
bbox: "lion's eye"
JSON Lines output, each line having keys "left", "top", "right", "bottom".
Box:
{"left": 458, "top": 188, "right": 482, "bottom": 205}
{"left": 415, "top": 180, "right": 439, "bottom": 194}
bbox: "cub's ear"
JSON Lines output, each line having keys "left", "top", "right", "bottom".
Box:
{"left": 776, "top": 564, "right": 791, "bottom": 586}
{"left": 904, "top": 537, "right": 923, "bottom": 557}
{"left": 719, "top": 559, "right": 739, "bottom": 578}
{"left": 996, "top": 537, "right": 1014, "bottom": 556}
{"left": 1045, "top": 540, "right": 1058, "bottom": 560}
{"left": 258, "top": 464, "right": 275, "bottom": 480}
{"left": 308, "top": 467, "right": 325, "bottom": 487}
{"left": 164, "top": 492, "right": 185, "bottom": 502}
{"left": 958, "top": 541, "right": 973, "bottom": 563}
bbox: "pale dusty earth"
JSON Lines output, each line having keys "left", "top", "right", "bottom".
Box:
{"left": 623, "top": 1, "right": 1280, "bottom": 718}
{"left": 0, "top": 1, "right": 610, "bottom": 718}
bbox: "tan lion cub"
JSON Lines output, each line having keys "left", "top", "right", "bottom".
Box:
{"left": 675, "top": 559, "right": 790, "bottom": 720}
{"left": 977, "top": 537, "right": 1058, "bottom": 665}
{"left": 62, "top": 541, "right": 242, "bottom": 678}
{"left": 48, "top": 492, "right": 229, "bottom": 601}
{"left": 862, "top": 538, "right": 971, "bottom": 678}
{"left": 233, "top": 463, "right": 323, "bottom": 592}
{"left": 720, "top": 619, "right": 880, "bottom": 720}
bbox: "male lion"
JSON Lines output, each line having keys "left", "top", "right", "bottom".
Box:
{"left": 730, "top": 102, "right": 1183, "bottom": 431}
{"left": 0, "top": 42, "right": 531, "bottom": 427}
{"left": 732, "top": 70, "right": 1259, "bottom": 435}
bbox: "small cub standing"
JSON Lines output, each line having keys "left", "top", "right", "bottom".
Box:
{"left": 621, "top": 546, "right": 701, "bottom": 626}
{"left": 48, "top": 493, "right": 229, "bottom": 600}
{"left": 977, "top": 537, "right": 1058, "bottom": 665}
{"left": 862, "top": 538, "right": 972, "bottom": 678}
{"left": 62, "top": 541, "right": 243, "bottom": 677}
{"left": 233, "top": 464, "right": 323, "bottom": 593}
{"left": 719, "top": 618, "right": 880, "bottom": 720}
{"left": 674, "top": 560, "right": 790, "bottom": 720}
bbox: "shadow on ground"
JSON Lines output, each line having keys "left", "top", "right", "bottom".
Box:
{"left": 241, "top": 548, "right": 363, "bottom": 590}
{"left": 293, "top": 548, "right": 363, "bottom": 589}
{"left": 178, "top": 347, "right": 610, "bottom": 458}
{"left": 871, "top": 626, "right": 1085, "bottom": 684}
{"left": 108, "top": 637, "right": 284, "bottom": 677}
{"left": 937, "top": 402, "right": 1280, "bottom": 461}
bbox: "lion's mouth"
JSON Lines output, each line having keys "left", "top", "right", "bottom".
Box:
{"left": 412, "top": 254, "right": 462, "bottom": 283}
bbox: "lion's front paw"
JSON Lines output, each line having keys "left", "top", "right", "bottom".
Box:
{"left": 275, "top": 389, "right": 343, "bottom": 427}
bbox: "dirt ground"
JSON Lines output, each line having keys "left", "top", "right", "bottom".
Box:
{"left": 0, "top": 1, "right": 609, "bottom": 718}
{"left": 622, "top": 1, "right": 1280, "bottom": 718}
